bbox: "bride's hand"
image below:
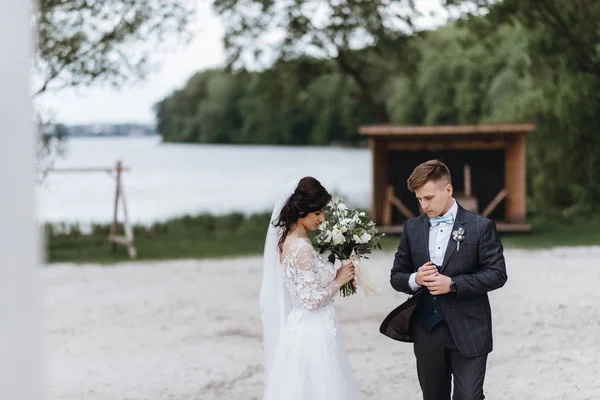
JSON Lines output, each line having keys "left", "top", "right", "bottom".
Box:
{"left": 335, "top": 262, "right": 356, "bottom": 286}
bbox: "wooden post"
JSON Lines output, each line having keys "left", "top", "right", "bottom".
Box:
{"left": 110, "top": 160, "right": 122, "bottom": 253}
{"left": 456, "top": 163, "right": 478, "bottom": 212}
{"left": 504, "top": 133, "right": 527, "bottom": 222}
{"left": 106, "top": 160, "right": 137, "bottom": 258}
{"left": 464, "top": 164, "right": 472, "bottom": 197}
{"left": 0, "top": 2, "right": 42, "bottom": 398}
{"left": 370, "top": 138, "right": 388, "bottom": 225}
{"left": 118, "top": 176, "right": 137, "bottom": 258}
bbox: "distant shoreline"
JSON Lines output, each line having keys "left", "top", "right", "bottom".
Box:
{"left": 43, "top": 123, "right": 159, "bottom": 138}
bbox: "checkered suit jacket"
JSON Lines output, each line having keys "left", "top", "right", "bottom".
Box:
{"left": 390, "top": 204, "right": 508, "bottom": 358}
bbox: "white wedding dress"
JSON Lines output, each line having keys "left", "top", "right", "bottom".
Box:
{"left": 263, "top": 237, "right": 364, "bottom": 400}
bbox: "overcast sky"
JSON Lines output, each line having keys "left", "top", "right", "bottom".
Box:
{"left": 36, "top": 1, "right": 450, "bottom": 125}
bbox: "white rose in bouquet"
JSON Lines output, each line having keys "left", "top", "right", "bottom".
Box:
{"left": 353, "top": 232, "right": 372, "bottom": 244}
{"left": 331, "top": 228, "right": 345, "bottom": 245}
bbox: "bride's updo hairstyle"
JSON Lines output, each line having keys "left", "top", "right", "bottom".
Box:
{"left": 273, "top": 177, "right": 331, "bottom": 251}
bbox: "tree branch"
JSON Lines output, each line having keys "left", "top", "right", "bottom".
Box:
{"left": 34, "top": 13, "right": 131, "bottom": 97}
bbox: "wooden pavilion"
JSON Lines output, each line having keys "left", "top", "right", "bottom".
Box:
{"left": 359, "top": 124, "right": 536, "bottom": 233}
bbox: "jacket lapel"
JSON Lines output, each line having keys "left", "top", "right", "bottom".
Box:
{"left": 415, "top": 214, "right": 431, "bottom": 268}
{"left": 439, "top": 204, "right": 468, "bottom": 274}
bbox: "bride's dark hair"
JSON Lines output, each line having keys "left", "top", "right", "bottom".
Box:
{"left": 273, "top": 177, "right": 331, "bottom": 251}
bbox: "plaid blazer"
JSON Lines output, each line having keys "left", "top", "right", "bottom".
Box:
{"left": 390, "top": 204, "right": 508, "bottom": 358}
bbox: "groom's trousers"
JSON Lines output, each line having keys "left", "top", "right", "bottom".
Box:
{"left": 412, "top": 321, "right": 487, "bottom": 400}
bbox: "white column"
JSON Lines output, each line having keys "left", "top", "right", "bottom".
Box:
{"left": 0, "top": 1, "right": 42, "bottom": 399}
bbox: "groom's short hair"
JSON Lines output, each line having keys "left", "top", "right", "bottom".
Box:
{"left": 407, "top": 160, "right": 452, "bottom": 192}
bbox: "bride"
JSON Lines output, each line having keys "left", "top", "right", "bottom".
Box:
{"left": 261, "top": 176, "right": 364, "bottom": 400}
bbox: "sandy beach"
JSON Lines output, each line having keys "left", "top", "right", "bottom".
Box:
{"left": 44, "top": 247, "right": 600, "bottom": 399}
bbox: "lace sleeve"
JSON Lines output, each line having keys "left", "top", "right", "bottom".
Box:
{"left": 295, "top": 243, "right": 340, "bottom": 311}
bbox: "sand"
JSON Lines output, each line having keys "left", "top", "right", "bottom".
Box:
{"left": 43, "top": 247, "right": 600, "bottom": 399}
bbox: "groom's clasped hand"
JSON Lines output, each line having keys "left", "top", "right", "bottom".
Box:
{"left": 416, "top": 262, "right": 452, "bottom": 295}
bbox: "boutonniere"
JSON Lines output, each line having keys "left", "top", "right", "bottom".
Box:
{"left": 452, "top": 227, "right": 465, "bottom": 252}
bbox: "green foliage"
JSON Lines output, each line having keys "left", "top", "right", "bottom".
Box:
{"left": 312, "top": 198, "right": 384, "bottom": 262}
{"left": 33, "top": 0, "right": 194, "bottom": 183}
{"left": 45, "top": 212, "right": 273, "bottom": 263}
{"left": 154, "top": 0, "right": 600, "bottom": 219}
{"left": 445, "top": 0, "right": 600, "bottom": 217}
{"left": 45, "top": 211, "right": 600, "bottom": 264}
{"left": 37, "top": 122, "right": 67, "bottom": 182}
{"left": 34, "top": 0, "right": 194, "bottom": 96}
{"left": 155, "top": 58, "right": 375, "bottom": 145}
{"left": 212, "top": 0, "right": 422, "bottom": 122}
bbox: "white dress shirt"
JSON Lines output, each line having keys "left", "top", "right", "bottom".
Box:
{"left": 408, "top": 199, "right": 458, "bottom": 292}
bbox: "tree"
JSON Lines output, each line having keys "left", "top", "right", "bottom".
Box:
{"left": 444, "top": 0, "right": 600, "bottom": 218}
{"left": 388, "top": 22, "right": 532, "bottom": 126}
{"left": 34, "top": 0, "right": 194, "bottom": 97}
{"left": 154, "top": 55, "right": 375, "bottom": 145}
{"left": 33, "top": 0, "right": 194, "bottom": 179}
{"left": 212, "top": 0, "right": 423, "bottom": 122}
{"left": 445, "top": 0, "right": 600, "bottom": 80}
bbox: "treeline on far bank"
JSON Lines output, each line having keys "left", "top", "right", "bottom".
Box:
{"left": 153, "top": 22, "right": 548, "bottom": 148}
{"left": 155, "top": 7, "right": 600, "bottom": 220}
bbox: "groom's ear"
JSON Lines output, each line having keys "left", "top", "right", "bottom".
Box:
{"left": 446, "top": 184, "right": 453, "bottom": 196}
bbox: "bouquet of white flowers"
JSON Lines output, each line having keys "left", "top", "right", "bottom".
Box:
{"left": 312, "top": 198, "right": 384, "bottom": 297}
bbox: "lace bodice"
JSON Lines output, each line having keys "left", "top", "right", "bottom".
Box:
{"left": 281, "top": 237, "right": 340, "bottom": 311}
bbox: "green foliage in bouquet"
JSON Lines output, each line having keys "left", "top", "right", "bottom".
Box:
{"left": 312, "top": 198, "right": 384, "bottom": 296}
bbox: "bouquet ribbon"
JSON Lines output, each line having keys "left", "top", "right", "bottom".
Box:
{"left": 350, "top": 250, "right": 381, "bottom": 297}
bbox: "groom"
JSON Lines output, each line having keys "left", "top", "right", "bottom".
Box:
{"left": 390, "top": 160, "right": 507, "bottom": 400}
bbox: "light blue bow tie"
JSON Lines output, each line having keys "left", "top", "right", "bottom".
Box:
{"left": 430, "top": 214, "right": 454, "bottom": 226}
